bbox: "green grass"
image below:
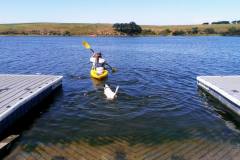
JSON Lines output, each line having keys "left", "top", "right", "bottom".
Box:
{"left": 0, "top": 23, "right": 114, "bottom": 35}
{"left": 0, "top": 23, "right": 240, "bottom": 36}
{"left": 143, "top": 24, "right": 240, "bottom": 33}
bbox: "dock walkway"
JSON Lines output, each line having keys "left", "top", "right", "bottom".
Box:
{"left": 0, "top": 74, "right": 62, "bottom": 135}
{"left": 197, "top": 76, "right": 240, "bottom": 116}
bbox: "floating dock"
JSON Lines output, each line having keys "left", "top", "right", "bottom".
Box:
{"left": 0, "top": 74, "right": 63, "bottom": 135}
{"left": 197, "top": 76, "right": 240, "bottom": 116}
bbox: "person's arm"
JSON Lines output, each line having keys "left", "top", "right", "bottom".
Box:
{"left": 105, "top": 62, "right": 113, "bottom": 70}
{"left": 90, "top": 57, "right": 96, "bottom": 63}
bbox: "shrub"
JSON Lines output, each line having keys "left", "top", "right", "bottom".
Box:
{"left": 232, "top": 20, "right": 240, "bottom": 24}
{"left": 191, "top": 27, "right": 199, "bottom": 34}
{"left": 21, "top": 31, "right": 28, "bottom": 35}
{"left": 224, "top": 27, "right": 240, "bottom": 35}
{"left": 0, "top": 30, "right": 19, "bottom": 35}
{"left": 204, "top": 28, "right": 216, "bottom": 34}
{"left": 141, "top": 29, "right": 156, "bottom": 35}
{"left": 49, "top": 30, "right": 61, "bottom": 35}
{"left": 30, "top": 30, "right": 41, "bottom": 35}
{"left": 172, "top": 30, "right": 186, "bottom": 36}
{"left": 159, "top": 29, "right": 172, "bottom": 36}
{"left": 212, "top": 21, "right": 230, "bottom": 24}
{"left": 63, "top": 31, "right": 71, "bottom": 36}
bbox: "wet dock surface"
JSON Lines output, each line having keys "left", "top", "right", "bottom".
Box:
{"left": 4, "top": 136, "right": 240, "bottom": 160}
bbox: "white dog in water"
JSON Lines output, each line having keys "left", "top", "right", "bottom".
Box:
{"left": 104, "top": 84, "right": 119, "bottom": 100}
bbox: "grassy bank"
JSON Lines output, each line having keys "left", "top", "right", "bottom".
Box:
{"left": 144, "top": 24, "right": 240, "bottom": 33}
{"left": 0, "top": 23, "right": 114, "bottom": 36}
{"left": 0, "top": 23, "right": 240, "bottom": 36}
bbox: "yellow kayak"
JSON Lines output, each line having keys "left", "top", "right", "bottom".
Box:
{"left": 90, "top": 69, "right": 108, "bottom": 80}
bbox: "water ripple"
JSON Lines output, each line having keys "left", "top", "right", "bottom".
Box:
{"left": 1, "top": 36, "right": 240, "bottom": 158}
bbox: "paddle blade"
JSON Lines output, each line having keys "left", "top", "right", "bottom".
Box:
{"left": 82, "top": 41, "right": 91, "bottom": 49}
{"left": 112, "top": 67, "right": 117, "bottom": 73}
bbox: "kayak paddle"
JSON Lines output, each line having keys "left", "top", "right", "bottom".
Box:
{"left": 106, "top": 63, "right": 117, "bottom": 73}
{"left": 82, "top": 41, "right": 94, "bottom": 53}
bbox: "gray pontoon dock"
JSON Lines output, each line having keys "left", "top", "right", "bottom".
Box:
{"left": 0, "top": 74, "right": 63, "bottom": 135}
{"left": 197, "top": 76, "right": 240, "bottom": 116}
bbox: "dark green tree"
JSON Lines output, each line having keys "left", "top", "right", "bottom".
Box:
{"left": 113, "top": 22, "right": 142, "bottom": 35}
{"left": 63, "top": 31, "right": 71, "bottom": 36}
{"left": 191, "top": 27, "right": 199, "bottom": 34}
{"left": 212, "top": 21, "right": 230, "bottom": 24}
{"left": 232, "top": 20, "right": 240, "bottom": 24}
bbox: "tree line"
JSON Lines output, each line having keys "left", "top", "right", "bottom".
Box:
{"left": 112, "top": 21, "right": 240, "bottom": 36}
{"left": 203, "top": 20, "right": 240, "bottom": 25}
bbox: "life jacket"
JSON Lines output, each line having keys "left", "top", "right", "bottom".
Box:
{"left": 90, "top": 57, "right": 105, "bottom": 68}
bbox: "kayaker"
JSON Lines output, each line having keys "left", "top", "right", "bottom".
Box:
{"left": 90, "top": 52, "right": 106, "bottom": 75}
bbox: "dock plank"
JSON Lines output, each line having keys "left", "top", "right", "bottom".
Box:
{"left": 0, "top": 76, "right": 28, "bottom": 91}
{"left": 0, "top": 76, "right": 48, "bottom": 100}
{"left": 0, "top": 76, "right": 52, "bottom": 104}
{"left": 0, "top": 77, "right": 53, "bottom": 107}
{"left": 0, "top": 74, "right": 63, "bottom": 136}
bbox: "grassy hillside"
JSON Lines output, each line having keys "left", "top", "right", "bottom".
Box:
{"left": 0, "top": 23, "right": 115, "bottom": 35}
{"left": 143, "top": 24, "right": 240, "bottom": 34}
{"left": 0, "top": 23, "right": 240, "bottom": 36}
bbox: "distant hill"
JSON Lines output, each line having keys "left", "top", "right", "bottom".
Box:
{"left": 0, "top": 23, "right": 240, "bottom": 36}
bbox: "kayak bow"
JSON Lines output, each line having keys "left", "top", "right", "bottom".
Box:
{"left": 90, "top": 69, "right": 108, "bottom": 80}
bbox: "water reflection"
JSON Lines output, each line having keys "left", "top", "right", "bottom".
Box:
{"left": 91, "top": 77, "right": 106, "bottom": 90}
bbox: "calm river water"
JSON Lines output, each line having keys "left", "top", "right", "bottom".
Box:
{"left": 1, "top": 36, "right": 240, "bottom": 159}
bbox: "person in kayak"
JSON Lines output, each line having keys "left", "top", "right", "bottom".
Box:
{"left": 90, "top": 52, "right": 106, "bottom": 75}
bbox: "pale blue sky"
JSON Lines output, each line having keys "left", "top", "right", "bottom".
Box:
{"left": 0, "top": 0, "right": 239, "bottom": 25}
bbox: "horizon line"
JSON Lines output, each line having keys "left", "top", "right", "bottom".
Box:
{"left": 0, "top": 21, "right": 225, "bottom": 26}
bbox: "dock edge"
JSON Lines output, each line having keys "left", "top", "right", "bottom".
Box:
{"left": 0, "top": 75, "right": 63, "bottom": 135}
{"left": 197, "top": 76, "right": 240, "bottom": 116}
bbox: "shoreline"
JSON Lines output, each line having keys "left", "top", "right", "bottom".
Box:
{"left": 1, "top": 23, "right": 240, "bottom": 37}
{"left": 0, "top": 34, "right": 235, "bottom": 37}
